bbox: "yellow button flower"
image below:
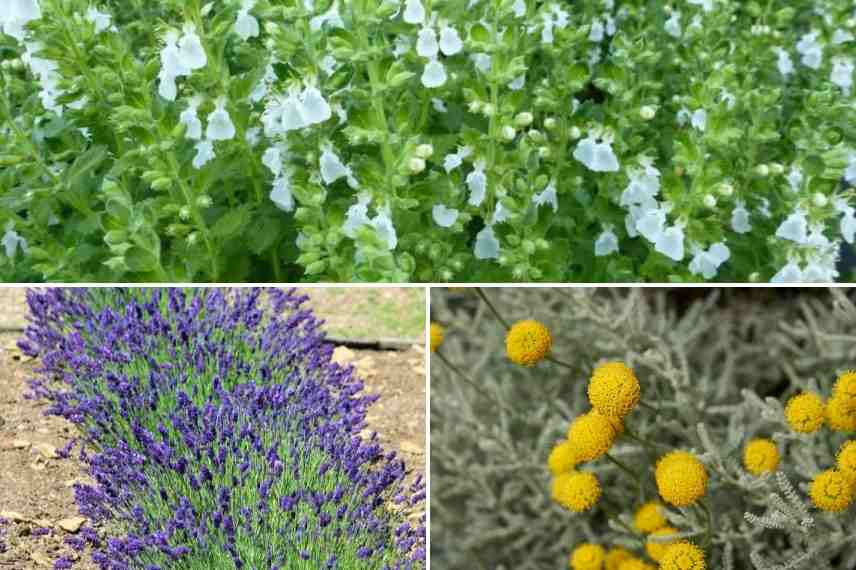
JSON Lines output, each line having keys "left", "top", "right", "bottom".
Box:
{"left": 827, "top": 395, "right": 856, "bottom": 432}
{"left": 659, "top": 542, "right": 706, "bottom": 570}
{"left": 633, "top": 501, "right": 668, "bottom": 534}
{"left": 655, "top": 451, "right": 708, "bottom": 507}
{"left": 743, "top": 438, "right": 780, "bottom": 476}
{"left": 567, "top": 411, "right": 618, "bottom": 463}
{"left": 588, "top": 361, "right": 641, "bottom": 418}
{"left": 809, "top": 469, "right": 855, "bottom": 512}
{"left": 837, "top": 440, "right": 856, "bottom": 482}
{"left": 570, "top": 543, "right": 606, "bottom": 570}
{"left": 617, "top": 559, "right": 655, "bottom": 570}
{"left": 549, "top": 439, "right": 578, "bottom": 476}
{"left": 605, "top": 547, "right": 633, "bottom": 570}
{"left": 430, "top": 322, "right": 445, "bottom": 352}
{"left": 551, "top": 471, "right": 601, "bottom": 512}
{"left": 506, "top": 319, "right": 552, "bottom": 366}
{"left": 784, "top": 392, "right": 825, "bottom": 433}
{"left": 833, "top": 370, "right": 856, "bottom": 401}
{"left": 645, "top": 526, "right": 678, "bottom": 562}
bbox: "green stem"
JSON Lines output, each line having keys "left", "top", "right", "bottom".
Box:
{"left": 545, "top": 354, "right": 575, "bottom": 370}
{"left": 475, "top": 287, "right": 511, "bottom": 329}
{"left": 605, "top": 452, "right": 644, "bottom": 502}
{"left": 639, "top": 400, "right": 659, "bottom": 413}
{"left": 435, "top": 350, "right": 514, "bottom": 414}
{"left": 698, "top": 500, "right": 713, "bottom": 549}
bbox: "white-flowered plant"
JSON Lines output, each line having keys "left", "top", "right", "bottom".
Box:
{"left": 0, "top": 0, "right": 855, "bottom": 282}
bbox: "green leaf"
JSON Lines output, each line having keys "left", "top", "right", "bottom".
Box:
{"left": 65, "top": 145, "right": 109, "bottom": 190}
{"left": 124, "top": 246, "right": 159, "bottom": 273}
{"left": 212, "top": 206, "right": 253, "bottom": 240}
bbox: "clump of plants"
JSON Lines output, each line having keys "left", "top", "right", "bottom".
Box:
{"left": 430, "top": 287, "right": 856, "bottom": 569}
{"left": 2, "top": 0, "right": 855, "bottom": 282}
{"left": 20, "top": 287, "right": 425, "bottom": 569}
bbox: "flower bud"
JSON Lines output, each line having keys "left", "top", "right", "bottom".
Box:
{"left": 718, "top": 182, "right": 734, "bottom": 197}
{"left": 501, "top": 125, "right": 517, "bottom": 141}
{"left": 640, "top": 105, "right": 657, "bottom": 120}
{"left": 468, "top": 100, "right": 482, "bottom": 114}
{"left": 755, "top": 164, "right": 770, "bottom": 177}
{"left": 187, "top": 232, "right": 199, "bottom": 245}
{"left": 568, "top": 126, "right": 582, "bottom": 140}
{"left": 197, "top": 195, "right": 213, "bottom": 208}
{"left": 439, "top": 269, "right": 454, "bottom": 281}
{"left": 538, "top": 147, "right": 551, "bottom": 158}
{"left": 415, "top": 144, "right": 434, "bottom": 159}
{"left": 515, "top": 112, "right": 534, "bottom": 128}
{"left": 528, "top": 129, "right": 544, "bottom": 143}
{"left": 408, "top": 157, "right": 426, "bottom": 175}
{"left": 522, "top": 240, "right": 536, "bottom": 255}
{"left": 749, "top": 272, "right": 761, "bottom": 283}
{"left": 536, "top": 239, "right": 549, "bottom": 250}
{"left": 813, "top": 193, "right": 828, "bottom": 207}
{"left": 703, "top": 194, "right": 717, "bottom": 208}
{"left": 151, "top": 177, "right": 173, "bottom": 191}
{"left": 544, "top": 117, "right": 557, "bottom": 130}
{"left": 482, "top": 103, "right": 496, "bottom": 117}
{"left": 769, "top": 162, "right": 785, "bottom": 175}
{"left": 179, "top": 206, "right": 192, "bottom": 221}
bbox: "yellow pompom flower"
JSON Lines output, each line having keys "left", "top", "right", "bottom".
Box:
{"left": 430, "top": 322, "right": 445, "bottom": 352}
{"left": 549, "top": 440, "right": 578, "bottom": 475}
{"left": 588, "top": 361, "right": 642, "bottom": 418}
{"left": 567, "top": 411, "right": 618, "bottom": 463}
{"left": 837, "top": 440, "right": 856, "bottom": 481}
{"left": 784, "top": 392, "right": 825, "bottom": 433}
{"left": 833, "top": 370, "right": 856, "bottom": 401}
{"left": 659, "top": 542, "right": 706, "bottom": 570}
{"left": 551, "top": 471, "right": 601, "bottom": 512}
{"left": 809, "top": 469, "right": 855, "bottom": 512}
{"left": 655, "top": 451, "right": 708, "bottom": 507}
{"left": 645, "top": 527, "right": 678, "bottom": 562}
{"left": 570, "top": 543, "right": 606, "bottom": 570}
{"left": 827, "top": 396, "right": 856, "bottom": 432}
{"left": 743, "top": 438, "right": 780, "bottom": 476}
{"left": 618, "top": 559, "right": 655, "bottom": 570}
{"left": 505, "top": 319, "right": 552, "bottom": 366}
{"left": 633, "top": 501, "right": 668, "bottom": 534}
{"left": 605, "top": 548, "right": 633, "bottom": 570}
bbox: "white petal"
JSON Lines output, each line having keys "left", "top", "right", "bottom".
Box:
{"left": 158, "top": 72, "right": 178, "bottom": 101}
{"left": 269, "top": 176, "right": 294, "bottom": 212}
{"left": 234, "top": 10, "right": 259, "bottom": 40}
{"left": 416, "top": 27, "right": 439, "bottom": 58}
{"left": 771, "top": 262, "right": 803, "bottom": 283}
{"left": 572, "top": 137, "right": 597, "bottom": 169}
{"left": 594, "top": 230, "right": 618, "bottom": 257}
{"left": 841, "top": 213, "right": 856, "bottom": 244}
{"left": 512, "top": 0, "right": 526, "bottom": 17}
{"left": 466, "top": 168, "right": 487, "bottom": 206}
{"left": 654, "top": 225, "right": 684, "bottom": 261}
{"left": 301, "top": 86, "right": 332, "bottom": 124}
{"left": 371, "top": 210, "right": 398, "bottom": 250}
{"left": 192, "top": 140, "right": 215, "bottom": 169}
{"left": 432, "top": 204, "right": 459, "bottom": 227}
{"left": 86, "top": 6, "right": 112, "bottom": 34}
{"left": 775, "top": 210, "right": 808, "bottom": 243}
{"left": 179, "top": 103, "right": 202, "bottom": 140}
{"left": 508, "top": 74, "right": 525, "bottom": 90}
{"left": 403, "top": 0, "right": 425, "bottom": 24}
{"left": 636, "top": 208, "right": 666, "bottom": 242}
{"left": 319, "top": 147, "right": 350, "bottom": 185}
{"left": 177, "top": 29, "right": 207, "bottom": 70}
{"left": 474, "top": 226, "right": 500, "bottom": 260}
{"left": 262, "top": 146, "right": 282, "bottom": 177}
{"left": 533, "top": 182, "right": 558, "bottom": 212}
{"left": 492, "top": 202, "right": 510, "bottom": 224}
{"left": 439, "top": 25, "right": 463, "bottom": 56}
{"left": 591, "top": 142, "right": 620, "bottom": 172}
{"left": 343, "top": 197, "right": 371, "bottom": 238}
{"left": 708, "top": 242, "right": 730, "bottom": 265}
{"left": 665, "top": 13, "right": 681, "bottom": 38}
{"left": 206, "top": 102, "right": 235, "bottom": 141}
{"left": 421, "top": 59, "right": 447, "bottom": 88}
{"left": 690, "top": 109, "right": 706, "bottom": 132}
{"left": 731, "top": 206, "right": 751, "bottom": 234}
{"left": 443, "top": 152, "right": 463, "bottom": 173}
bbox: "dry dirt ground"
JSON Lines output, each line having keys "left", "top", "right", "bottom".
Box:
{"left": 0, "top": 289, "right": 426, "bottom": 569}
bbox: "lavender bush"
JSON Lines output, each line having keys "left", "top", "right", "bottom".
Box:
{"left": 20, "top": 287, "right": 425, "bottom": 570}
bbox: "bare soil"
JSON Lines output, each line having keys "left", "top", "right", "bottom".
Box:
{"left": 0, "top": 290, "right": 426, "bottom": 569}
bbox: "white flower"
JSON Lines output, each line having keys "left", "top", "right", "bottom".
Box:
{"left": 533, "top": 181, "right": 558, "bottom": 212}
{"left": 432, "top": 204, "right": 459, "bottom": 227}
{"left": 774, "top": 47, "right": 794, "bottom": 77}
{"left": 508, "top": 74, "right": 525, "bottom": 91}
{"left": 262, "top": 146, "right": 283, "bottom": 177}
{"left": 665, "top": 11, "right": 681, "bottom": 38}
{"left": 206, "top": 98, "right": 235, "bottom": 141}
{"left": 158, "top": 71, "right": 178, "bottom": 102}
{"left": 830, "top": 57, "right": 854, "bottom": 95}
{"left": 1, "top": 0, "right": 41, "bottom": 41}
{"left": 474, "top": 225, "right": 500, "bottom": 259}
{"left": 573, "top": 135, "right": 619, "bottom": 172}
{"left": 832, "top": 29, "right": 854, "bottom": 45}
{"left": 179, "top": 97, "right": 203, "bottom": 140}
{"left": 786, "top": 166, "right": 803, "bottom": 192}
{"left": 466, "top": 161, "right": 487, "bottom": 206}
{"left": 589, "top": 19, "right": 604, "bottom": 42}
{"left": 177, "top": 25, "right": 208, "bottom": 71}
{"left": 770, "top": 261, "right": 803, "bottom": 283}
{"left": 841, "top": 213, "right": 856, "bottom": 244}
{"left": 86, "top": 5, "right": 112, "bottom": 34}
{"left": 439, "top": 25, "right": 463, "bottom": 55}
{"left": 492, "top": 202, "right": 511, "bottom": 224}
{"left": 471, "top": 53, "right": 491, "bottom": 73}
{"left": 795, "top": 31, "right": 822, "bottom": 69}
{"left": 621, "top": 165, "right": 660, "bottom": 209}
{"left": 775, "top": 209, "right": 808, "bottom": 243}
{"left": 244, "top": 126, "right": 260, "bottom": 146}
{"left": 432, "top": 98, "right": 448, "bottom": 113}
{"left": 845, "top": 153, "right": 856, "bottom": 185}
{"left": 731, "top": 202, "right": 752, "bottom": 233}
{"left": 249, "top": 64, "right": 276, "bottom": 103}
{"left": 443, "top": 146, "right": 471, "bottom": 172}
{"left": 690, "top": 109, "right": 707, "bottom": 132}
{"left": 370, "top": 208, "right": 398, "bottom": 250}
{"left": 343, "top": 195, "right": 372, "bottom": 238}
{"left": 416, "top": 27, "right": 438, "bottom": 58}
{"left": 269, "top": 175, "right": 294, "bottom": 212}
{"left": 688, "top": 242, "right": 730, "bottom": 279}
{"left": 421, "top": 59, "right": 447, "bottom": 88}
{"left": 594, "top": 228, "right": 619, "bottom": 256}
{"left": 2, "top": 224, "right": 26, "bottom": 259}
{"left": 403, "top": 0, "right": 425, "bottom": 24}
{"left": 234, "top": 0, "right": 260, "bottom": 41}
{"left": 654, "top": 225, "right": 685, "bottom": 261}
{"left": 301, "top": 86, "right": 332, "bottom": 124}
{"left": 512, "top": 0, "right": 526, "bottom": 17}
{"left": 319, "top": 145, "right": 354, "bottom": 186}
{"left": 192, "top": 140, "right": 215, "bottom": 169}
{"left": 687, "top": 0, "right": 714, "bottom": 12}
{"left": 309, "top": 1, "right": 343, "bottom": 31}
{"left": 636, "top": 207, "right": 667, "bottom": 243}
{"left": 21, "top": 43, "right": 63, "bottom": 114}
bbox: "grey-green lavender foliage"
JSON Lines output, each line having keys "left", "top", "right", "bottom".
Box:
{"left": 430, "top": 287, "right": 856, "bottom": 570}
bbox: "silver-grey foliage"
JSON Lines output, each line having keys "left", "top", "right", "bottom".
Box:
{"left": 430, "top": 288, "right": 856, "bottom": 570}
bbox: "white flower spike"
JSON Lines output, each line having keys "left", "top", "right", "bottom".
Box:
{"left": 439, "top": 25, "right": 463, "bottom": 55}
{"left": 206, "top": 98, "right": 235, "bottom": 141}
{"left": 432, "top": 204, "right": 459, "bottom": 228}
{"left": 474, "top": 225, "right": 500, "bottom": 260}
{"left": 466, "top": 161, "right": 487, "bottom": 206}
{"left": 177, "top": 25, "right": 208, "bottom": 71}
{"left": 403, "top": 0, "right": 425, "bottom": 24}
{"left": 421, "top": 59, "right": 447, "bottom": 88}
{"left": 234, "top": 0, "right": 260, "bottom": 41}
{"left": 417, "top": 27, "right": 439, "bottom": 58}
{"left": 179, "top": 96, "right": 203, "bottom": 140}
{"left": 86, "top": 6, "right": 112, "bottom": 34}
{"left": 594, "top": 228, "right": 619, "bottom": 257}
{"left": 192, "top": 140, "right": 215, "bottom": 169}
{"left": 270, "top": 175, "right": 294, "bottom": 212}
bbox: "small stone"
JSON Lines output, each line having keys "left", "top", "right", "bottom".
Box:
{"left": 31, "top": 552, "right": 53, "bottom": 566}
{"left": 332, "top": 346, "right": 356, "bottom": 364}
{"left": 30, "top": 461, "right": 46, "bottom": 472}
{"left": 0, "top": 510, "right": 27, "bottom": 522}
{"left": 32, "top": 443, "right": 58, "bottom": 459}
{"left": 56, "top": 516, "right": 87, "bottom": 533}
